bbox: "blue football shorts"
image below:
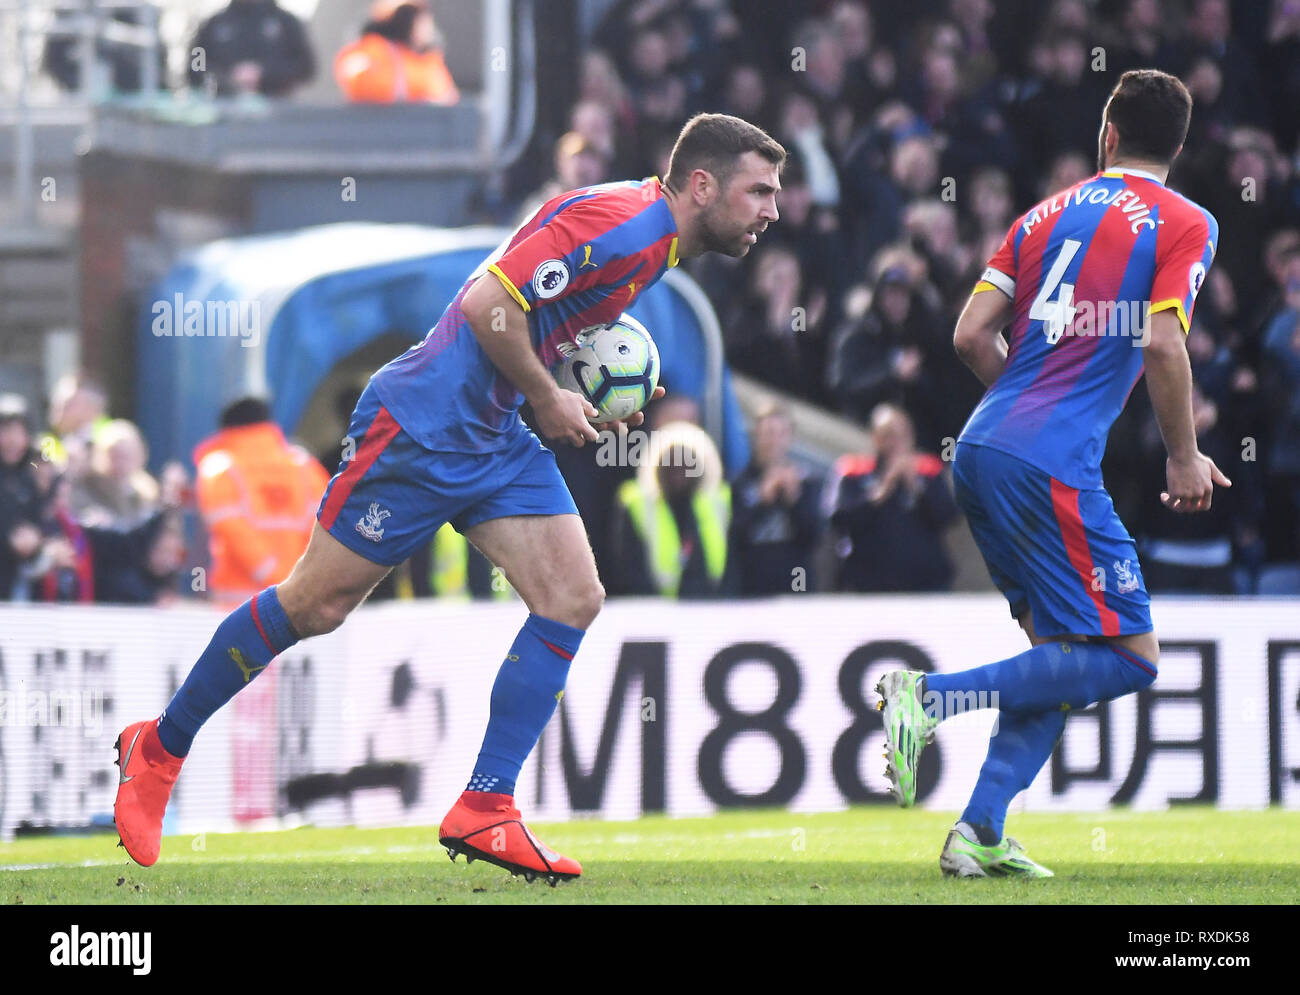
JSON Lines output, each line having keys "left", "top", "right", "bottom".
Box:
{"left": 952, "top": 441, "right": 1152, "bottom": 638}
{"left": 316, "top": 382, "right": 578, "bottom": 566}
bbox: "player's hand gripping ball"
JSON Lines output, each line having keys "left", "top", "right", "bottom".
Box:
{"left": 552, "top": 314, "right": 660, "bottom": 424}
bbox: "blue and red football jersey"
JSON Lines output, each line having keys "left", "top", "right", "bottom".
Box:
{"left": 372, "top": 177, "right": 680, "bottom": 452}
{"left": 959, "top": 167, "right": 1218, "bottom": 488}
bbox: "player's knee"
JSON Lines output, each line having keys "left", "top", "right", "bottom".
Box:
{"left": 570, "top": 577, "right": 605, "bottom": 629}
{"left": 542, "top": 576, "right": 604, "bottom": 630}
{"left": 293, "top": 595, "right": 355, "bottom": 638}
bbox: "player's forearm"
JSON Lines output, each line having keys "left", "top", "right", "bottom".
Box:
{"left": 956, "top": 333, "right": 1007, "bottom": 387}
{"left": 953, "top": 290, "right": 1013, "bottom": 387}
{"left": 1143, "top": 337, "right": 1199, "bottom": 462}
{"left": 463, "top": 278, "right": 559, "bottom": 406}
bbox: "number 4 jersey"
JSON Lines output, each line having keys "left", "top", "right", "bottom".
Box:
{"left": 958, "top": 166, "right": 1218, "bottom": 489}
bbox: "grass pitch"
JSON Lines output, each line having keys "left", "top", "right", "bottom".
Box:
{"left": 2, "top": 807, "right": 1295, "bottom": 905}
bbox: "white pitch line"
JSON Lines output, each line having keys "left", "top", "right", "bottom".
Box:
{"left": 1, "top": 843, "right": 444, "bottom": 871}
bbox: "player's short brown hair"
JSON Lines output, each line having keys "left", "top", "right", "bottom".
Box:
{"left": 664, "top": 113, "right": 786, "bottom": 194}
{"left": 1104, "top": 69, "right": 1193, "bottom": 165}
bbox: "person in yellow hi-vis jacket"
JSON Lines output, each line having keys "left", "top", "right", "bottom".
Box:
{"left": 610, "top": 421, "right": 733, "bottom": 598}
{"left": 386, "top": 521, "right": 517, "bottom": 601}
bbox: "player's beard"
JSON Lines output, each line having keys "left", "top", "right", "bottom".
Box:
{"left": 696, "top": 203, "right": 752, "bottom": 258}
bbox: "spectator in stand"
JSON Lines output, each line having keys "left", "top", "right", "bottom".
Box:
{"left": 0, "top": 395, "right": 48, "bottom": 601}
{"left": 625, "top": 27, "right": 672, "bottom": 105}
{"left": 574, "top": 53, "right": 639, "bottom": 176}
{"left": 610, "top": 421, "right": 732, "bottom": 599}
{"left": 1180, "top": 54, "right": 1233, "bottom": 150}
{"left": 948, "top": 0, "right": 999, "bottom": 92}
{"left": 1101, "top": 0, "right": 1170, "bottom": 76}
{"left": 1193, "top": 127, "right": 1300, "bottom": 309}
{"left": 40, "top": 373, "right": 108, "bottom": 478}
{"left": 1251, "top": 229, "right": 1300, "bottom": 332}
{"left": 727, "top": 404, "right": 822, "bottom": 595}
{"left": 666, "top": 0, "right": 742, "bottom": 103}
{"left": 890, "top": 131, "right": 942, "bottom": 205}
{"left": 193, "top": 398, "right": 329, "bottom": 606}
{"left": 826, "top": 404, "right": 959, "bottom": 592}
{"left": 903, "top": 199, "right": 972, "bottom": 300}
{"left": 1263, "top": 0, "right": 1300, "bottom": 153}
{"left": 1014, "top": 31, "right": 1105, "bottom": 193}
{"left": 901, "top": 32, "right": 1015, "bottom": 184}
{"left": 833, "top": 0, "right": 899, "bottom": 114}
{"left": 825, "top": 263, "right": 952, "bottom": 451}
{"left": 760, "top": 152, "right": 852, "bottom": 327}
{"left": 965, "top": 166, "right": 1015, "bottom": 245}
{"left": 1136, "top": 385, "right": 1262, "bottom": 593}
{"left": 636, "top": 73, "right": 690, "bottom": 147}
{"left": 725, "top": 243, "right": 827, "bottom": 402}
{"left": 188, "top": 0, "right": 315, "bottom": 98}
{"left": 777, "top": 91, "right": 841, "bottom": 211}
{"left": 514, "top": 132, "right": 611, "bottom": 225}
{"left": 1260, "top": 257, "right": 1300, "bottom": 559}
{"left": 335, "top": 0, "right": 459, "bottom": 105}
{"left": 570, "top": 99, "right": 620, "bottom": 168}
{"left": 837, "top": 102, "right": 917, "bottom": 271}
{"left": 1040, "top": 150, "right": 1092, "bottom": 199}
{"left": 540, "top": 395, "right": 708, "bottom": 598}
{"left": 720, "top": 64, "right": 773, "bottom": 136}
{"left": 1168, "top": 0, "right": 1270, "bottom": 129}
{"left": 68, "top": 419, "right": 162, "bottom": 529}
{"left": 790, "top": 17, "right": 853, "bottom": 149}
{"left": 1042, "top": 0, "right": 1092, "bottom": 34}
{"left": 20, "top": 471, "right": 185, "bottom": 605}
{"left": 578, "top": 49, "right": 634, "bottom": 125}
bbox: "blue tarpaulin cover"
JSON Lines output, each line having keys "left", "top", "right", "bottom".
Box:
{"left": 136, "top": 222, "right": 749, "bottom": 475}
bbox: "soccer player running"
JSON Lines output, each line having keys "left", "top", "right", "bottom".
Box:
{"left": 876, "top": 70, "right": 1228, "bottom": 877}
{"left": 114, "top": 114, "right": 784, "bottom": 883}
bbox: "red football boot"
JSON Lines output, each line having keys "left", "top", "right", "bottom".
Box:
{"left": 439, "top": 791, "right": 582, "bottom": 887}
{"left": 113, "top": 719, "right": 185, "bottom": 867}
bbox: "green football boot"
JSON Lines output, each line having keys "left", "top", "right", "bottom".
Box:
{"left": 939, "top": 822, "right": 1055, "bottom": 878}
{"left": 875, "top": 670, "right": 938, "bottom": 807}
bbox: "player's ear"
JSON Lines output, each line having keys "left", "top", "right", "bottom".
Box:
{"left": 691, "top": 167, "right": 715, "bottom": 204}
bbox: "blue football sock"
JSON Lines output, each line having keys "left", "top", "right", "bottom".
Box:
{"left": 467, "top": 613, "right": 584, "bottom": 796}
{"left": 156, "top": 587, "right": 300, "bottom": 757}
{"left": 923, "top": 641, "right": 1156, "bottom": 721}
{"left": 961, "top": 708, "right": 1067, "bottom": 842}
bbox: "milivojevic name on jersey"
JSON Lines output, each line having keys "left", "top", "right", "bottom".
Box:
{"left": 1023, "top": 184, "right": 1157, "bottom": 237}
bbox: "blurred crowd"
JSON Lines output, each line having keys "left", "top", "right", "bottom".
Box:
{"left": 513, "top": 0, "right": 1300, "bottom": 591}
{"left": 41, "top": 0, "right": 459, "bottom": 105}
{"left": 0, "top": 378, "right": 187, "bottom": 604}
{"left": 0, "top": 381, "right": 328, "bottom": 605}
{"left": 11, "top": 0, "right": 1300, "bottom": 602}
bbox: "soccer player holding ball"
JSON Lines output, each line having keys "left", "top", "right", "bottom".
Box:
{"left": 113, "top": 114, "right": 783, "bottom": 883}
{"left": 877, "top": 70, "right": 1228, "bottom": 877}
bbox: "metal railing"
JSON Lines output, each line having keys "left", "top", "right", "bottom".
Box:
{"left": 2, "top": 0, "right": 538, "bottom": 227}
{"left": 2, "top": 1, "right": 162, "bottom": 227}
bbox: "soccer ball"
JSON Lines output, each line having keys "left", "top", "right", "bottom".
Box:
{"left": 552, "top": 314, "right": 660, "bottom": 424}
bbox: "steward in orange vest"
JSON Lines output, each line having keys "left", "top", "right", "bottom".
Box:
{"left": 193, "top": 398, "right": 329, "bottom": 604}
{"left": 335, "top": 0, "right": 459, "bottom": 104}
